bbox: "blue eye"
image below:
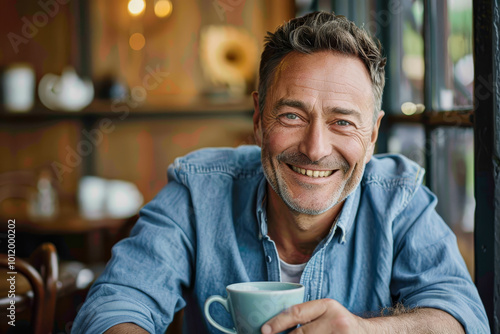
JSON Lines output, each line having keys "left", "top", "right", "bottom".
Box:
{"left": 336, "top": 120, "right": 351, "bottom": 126}
{"left": 278, "top": 113, "right": 305, "bottom": 126}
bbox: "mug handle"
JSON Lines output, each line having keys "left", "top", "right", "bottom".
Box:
{"left": 204, "top": 295, "right": 237, "bottom": 334}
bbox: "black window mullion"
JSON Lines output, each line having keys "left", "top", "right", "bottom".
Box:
{"left": 423, "top": 0, "right": 436, "bottom": 188}
{"left": 473, "top": 0, "right": 500, "bottom": 331}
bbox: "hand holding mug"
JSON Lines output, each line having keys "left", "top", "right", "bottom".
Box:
{"left": 204, "top": 281, "right": 304, "bottom": 334}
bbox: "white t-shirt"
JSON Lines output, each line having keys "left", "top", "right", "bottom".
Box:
{"left": 279, "top": 258, "right": 307, "bottom": 283}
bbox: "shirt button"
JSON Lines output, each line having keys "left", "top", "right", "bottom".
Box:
{"left": 266, "top": 255, "right": 272, "bottom": 263}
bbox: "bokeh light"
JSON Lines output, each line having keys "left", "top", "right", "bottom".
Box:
{"left": 129, "top": 33, "right": 146, "bottom": 50}
{"left": 401, "top": 102, "right": 417, "bottom": 115}
{"left": 128, "top": 0, "right": 146, "bottom": 16}
{"left": 415, "top": 103, "right": 425, "bottom": 114}
{"left": 155, "top": 0, "right": 173, "bottom": 18}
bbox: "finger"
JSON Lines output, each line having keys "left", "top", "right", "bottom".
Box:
{"left": 288, "top": 318, "right": 339, "bottom": 334}
{"left": 261, "top": 300, "right": 332, "bottom": 334}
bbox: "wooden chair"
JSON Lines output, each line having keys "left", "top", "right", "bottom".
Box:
{"left": 0, "top": 242, "right": 58, "bottom": 334}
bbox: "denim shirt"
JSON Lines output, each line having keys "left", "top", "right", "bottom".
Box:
{"left": 72, "top": 145, "right": 489, "bottom": 334}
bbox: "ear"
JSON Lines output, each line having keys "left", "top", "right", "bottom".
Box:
{"left": 364, "top": 110, "right": 385, "bottom": 164}
{"left": 252, "top": 91, "right": 263, "bottom": 147}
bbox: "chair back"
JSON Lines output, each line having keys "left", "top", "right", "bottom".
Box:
{"left": 0, "top": 242, "right": 58, "bottom": 334}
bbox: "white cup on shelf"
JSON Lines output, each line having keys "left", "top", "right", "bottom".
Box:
{"left": 106, "top": 179, "right": 144, "bottom": 218}
{"left": 78, "top": 176, "right": 108, "bottom": 219}
{"left": 2, "top": 63, "right": 35, "bottom": 112}
{"left": 78, "top": 176, "right": 144, "bottom": 219}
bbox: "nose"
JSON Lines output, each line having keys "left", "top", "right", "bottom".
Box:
{"left": 298, "top": 121, "right": 332, "bottom": 162}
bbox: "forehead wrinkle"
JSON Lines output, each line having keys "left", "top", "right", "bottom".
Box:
{"left": 322, "top": 93, "right": 372, "bottom": 107}
{"left": 289, "top": 76, "right": 370, "bottom": 96}
{"left": 270, "top": 54, "right": 375, "bottom": 119}
{"left": 285, "top": 84, "right": 365, "bottom": 109}
{"left": 277, "top": 81, "right": 368, "bottom": 111}
{"left": 287, "top": 80, "right": 374, "bottom": 116}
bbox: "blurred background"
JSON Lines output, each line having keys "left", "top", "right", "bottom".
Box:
{"left": 0, "top": 0, "right": 481, "bottom": 333}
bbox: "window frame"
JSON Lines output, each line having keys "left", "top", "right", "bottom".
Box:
{"left": 472, "top": 0, "right": 500, "bottom": 331}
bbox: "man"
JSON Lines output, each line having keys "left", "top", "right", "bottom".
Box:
{"left": 73, "top": 12, "right": 489, "bottom": 333}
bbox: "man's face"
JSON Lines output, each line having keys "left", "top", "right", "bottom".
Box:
{"left": 253, "top": 51, "right": 384, "bottom": 215}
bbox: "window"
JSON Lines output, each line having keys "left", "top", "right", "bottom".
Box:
{"left": 383, "top": 0, "right": 476, "bottom": 276}
{"left": 374, "top": 0, "right": 498, "bottom": 329}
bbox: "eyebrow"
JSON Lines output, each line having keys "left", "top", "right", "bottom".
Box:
{"left": 273, "top": 98, "right": 363, "bottom": 122}
{"left": 326, "top": 106, "right": 362, "bottom": 122}
{"left": 273, "top": 98, "right": 306, "bottom": 113}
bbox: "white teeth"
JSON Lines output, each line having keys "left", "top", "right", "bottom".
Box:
{"left": 291, "top": 165, "right": 333, "bottom": 178}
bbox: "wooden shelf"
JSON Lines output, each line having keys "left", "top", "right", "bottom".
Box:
{"left": 0, "top": 95, "right": 254, "bottom": 121}
{"left": 386, "top": 109, "right": 474, "bottom": 128}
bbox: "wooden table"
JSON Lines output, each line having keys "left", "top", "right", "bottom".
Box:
{"left": 0, "top": 203, "right": 136, "bottom": 264}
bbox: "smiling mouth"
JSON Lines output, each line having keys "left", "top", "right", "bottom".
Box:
{"left": 289, "top": 164, "right": 334, "bottom": 178}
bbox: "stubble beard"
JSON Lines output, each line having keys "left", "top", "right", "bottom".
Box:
{"left": 261, "top": 150, "right": 364, "bottom": 216}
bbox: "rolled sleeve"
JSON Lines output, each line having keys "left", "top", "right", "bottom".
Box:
{"left": 72, "top": 290, "right": 157, "bottom": 333}
{"left": 72, "top": 180, "right": 195, "bottom": 334}
{"left": 391, "top": 186, "right": 489, "bottom": 333}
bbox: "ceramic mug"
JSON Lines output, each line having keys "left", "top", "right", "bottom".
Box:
{"left": 204, "top": 281, "right": 305, "bottom": 334}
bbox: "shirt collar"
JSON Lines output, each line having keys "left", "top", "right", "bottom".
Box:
{"left": 325, "top": 184, "right": 362, "bottom": 246}
{"left": 256, "top": 175, "right": 268, "bottom": 239}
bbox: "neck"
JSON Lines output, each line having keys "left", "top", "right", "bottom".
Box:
{"left": 266, "top": 185, "right": 343, "bottom": 264}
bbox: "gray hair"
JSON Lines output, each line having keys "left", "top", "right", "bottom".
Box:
{"left": 258, "top": 11, "right": 386, "bottom": 123}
